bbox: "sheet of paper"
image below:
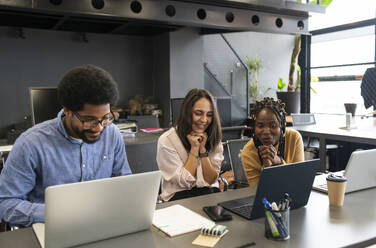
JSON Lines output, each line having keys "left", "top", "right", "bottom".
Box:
{"left": 153, "top": 204, "right": 214, "bottom": 237}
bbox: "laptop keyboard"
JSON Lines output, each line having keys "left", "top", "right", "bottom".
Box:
{"left": 218, "top": 196, "right": 255, "bottom": 219}
{"left": 318, "top": 183, "right": 328, "bottom": 190}
{"left": 232, "top": 205, "right": 252, "bottom": 217}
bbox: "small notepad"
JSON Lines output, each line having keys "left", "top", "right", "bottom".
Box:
{"left": 192, "top": 229, "right": 229, "bottom": 247}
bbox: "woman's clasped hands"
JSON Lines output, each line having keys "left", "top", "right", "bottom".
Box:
{"left": 187, "top": 131, "right": 208, "bottom": 153}
{"left": 258, "top": 145, "right": 281, "bottom": 167}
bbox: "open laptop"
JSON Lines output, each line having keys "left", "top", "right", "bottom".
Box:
{"left": 313, "top": 149, "right": 376, "bottom": 194}
{"left": 219, "top": 159, "right": 319, "bottom": 220}
{"left": 32, "top": 171, "right": 161, "bottom": 248}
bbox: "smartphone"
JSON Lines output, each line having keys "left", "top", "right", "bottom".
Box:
{"left": 203, "top": 205, "right": 232, "bottom": 221}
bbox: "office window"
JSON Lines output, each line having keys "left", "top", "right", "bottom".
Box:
{"left": 311, "top": 27, "right": 375, "bottom": 67}
{"left": 309, "top": 0, "right": 376, "bottom": 31}
{"left": 309, "top": 1, "right": 376, "bottom": 115}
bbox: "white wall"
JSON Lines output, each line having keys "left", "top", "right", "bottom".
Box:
{"left": 170, "top": 28, "right": 204, "bottom": 98}
{"left": 203, "top": 31, "right": 295, "bottom": 100}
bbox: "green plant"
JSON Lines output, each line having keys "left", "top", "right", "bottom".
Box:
{"left": 278, "top": 77, "right": 286, "bottom": 91}
{"left": 245, "top": 54, "right": 270, "bottom": 101}
{"left": 289, "top": 0, "right": 333, "bottom": 92}
{"left": 279, "top": 73, "right": 317, "bottom": 94}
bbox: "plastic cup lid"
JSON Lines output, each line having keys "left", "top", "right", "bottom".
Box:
{"left": 326, "top": 173, "right": 347, "bottom": 182}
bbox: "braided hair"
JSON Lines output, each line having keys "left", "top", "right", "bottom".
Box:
{"left": 250, "top": 97, "right": 287, "bottom": 161}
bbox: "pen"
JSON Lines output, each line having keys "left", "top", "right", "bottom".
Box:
{"left": 234, "top": 242, "right": 256, "bottom": 248}
{"left": 269, "top": 211, "right": 288, "bottom": 238}
{"left": 265, "top": 210, "right": 280, "bottom": 238}
{"left": 271, "top": 202, "right": 281, "bottom": 218}
{"left": 262, "top": 198, "right": 273, "bottom": 210}
{"left": 283, "top": 193, "right": 292, "bottom": 209}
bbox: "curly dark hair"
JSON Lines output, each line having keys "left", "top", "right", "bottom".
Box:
{"left": 250, "top": 97, "right": 287, "bottom": 159}
{"left": 174, "top": 88, "right": 222, "bottom": 152}
{"left": 57, "top": 65, "right": 119, "bottom": 111}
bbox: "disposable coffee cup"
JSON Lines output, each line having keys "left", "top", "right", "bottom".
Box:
{"left": 344, "top": 103, "right": 357, "bottom": 117}
{"left": 326, "top": 174, "right": 347, "bottom": 207}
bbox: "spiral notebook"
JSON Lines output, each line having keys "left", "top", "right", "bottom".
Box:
{"left": 152, "top": 204, "right": 213, "bottom": 237}
{"left": 192, "top": 224, "right": 229, "bottom": 247}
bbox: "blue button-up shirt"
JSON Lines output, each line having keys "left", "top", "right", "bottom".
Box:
{"left": 0, "top": 110, "right": 132, "bottom": 226}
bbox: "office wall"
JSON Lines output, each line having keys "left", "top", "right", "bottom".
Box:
{"left": 0, "top": 26, "right": 294, "bottom": 140}
{"left": 153, "top": 33, "right": 171, "bottom": 128}
{"left": 170, "top": 28, "right": 204, "bottom": 98}
{"left": 0, "top": 27, "right": 154, "bottom": 139}
{"left": 203, "top": 31, "right": 295, "bottom": 100}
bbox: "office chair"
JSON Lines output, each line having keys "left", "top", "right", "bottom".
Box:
{"left": 0, "top": 153, "right": 6, "bottom": 172}
{"left": 225, "top": 138, "right": 250, "bottom": 189}
{"left": 218, "top": 142, "right": 232, "bottom": 191}
{"left": 170, "top": 98, "right": 184, "bottom": 125}
{"left": 291, "top": 113, "right": 316, "bottom": 125}
{"left": 127, "top": 115, "right": 160, "bottom": 129}
{"left": 126, "top": 141, "right": 159, "bottom": 174}
{"left": 0, "top": 222, "right": 8, "bottom": 232}
{"left": 0, "top": 222, "right": 20, "bottom": 232}
{"left": 291, "top": 113, "right": 318, "bottom": 148}
{"left": 221, "top": 125, "right": 247, "bottom": 142}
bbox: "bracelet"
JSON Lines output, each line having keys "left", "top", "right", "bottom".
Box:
{"left": 199, "top": 151, "right": 209, "bottom": 158}
{"left": 189, "top": 152, "right": 199, "bottom": 159}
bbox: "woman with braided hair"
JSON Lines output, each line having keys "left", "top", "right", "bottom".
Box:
{"left": 241, "top": 97, "right": 304, "bottom": 187}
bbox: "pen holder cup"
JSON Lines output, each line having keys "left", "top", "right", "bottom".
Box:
{"left": 264, "top": 207, "right": 290, "bottom": 241}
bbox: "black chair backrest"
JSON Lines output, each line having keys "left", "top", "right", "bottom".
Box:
{"left": 291, "top": 113, "right": 316, "bottom": 126}
{"left": 221, "top": 125, "right": 247, "bottom": 142}
{"left": 220, "top": 142, "right": 232, "bottom": 174}
{"left": 226, "top": 138, "right": 250, "bottom": 185}
{"left": 127, "top": 115, "right": 160, "bottom": 129}
{"left": 170, "top": 98, "right": 184, "bottom": 126}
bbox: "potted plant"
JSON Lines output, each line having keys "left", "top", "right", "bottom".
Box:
{"left": 277, "top": 0, "right": 332, "bottom": 114}
{"left": 275, "top": 35, "right": 302, "bottom": 115}
{"left": 245, "top": 54, "right": 271, "bottom": 107}
{"left": 276, "top": 76, "right": 301, "bottom": 115}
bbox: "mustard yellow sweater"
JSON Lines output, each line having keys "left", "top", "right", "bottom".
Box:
{"left": 241, "top": 128, "right": 304, "bottom": 187}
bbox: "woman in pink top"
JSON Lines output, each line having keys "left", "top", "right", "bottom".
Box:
{"left": 157, "top": 89, "right": 224, "bottom": 201}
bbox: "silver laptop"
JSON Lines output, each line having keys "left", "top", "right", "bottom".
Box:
{"left": 32, "top": 171, "right": 161, "bottom": 248}
{"left": 313, "top": 149, "right": 376, "bottom": 194}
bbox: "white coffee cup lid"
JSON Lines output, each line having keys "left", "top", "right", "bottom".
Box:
{"left": 326, "top": 173, "right": 347, "bottom": 182}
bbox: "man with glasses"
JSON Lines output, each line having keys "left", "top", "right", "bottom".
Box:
{"left": 0, "top": 65, "right": 132, "bottom": 227}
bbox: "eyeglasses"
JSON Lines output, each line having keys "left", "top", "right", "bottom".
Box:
{"left": 73, "top": 111, "right": 114, "bottom": 130}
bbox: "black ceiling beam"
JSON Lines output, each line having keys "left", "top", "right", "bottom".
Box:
{"left": 311, "top": 18, "right": 376, "bottom": 36}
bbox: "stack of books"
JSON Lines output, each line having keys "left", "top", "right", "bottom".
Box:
{"left": 116, "top": 122, "right": 137, "bottom": 136}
